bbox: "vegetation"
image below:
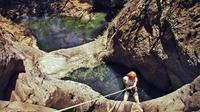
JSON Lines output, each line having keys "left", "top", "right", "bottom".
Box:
{"left": 69, "top": 64, "right": 108, "bottom": 82}
{"left": 62, "top": 12, "right": 106, "bottom": 32}
{"left": 27, "top": 12, "right": 106, "bottom": 41}
{"left": 26, "top": 12, "right": 106, "bottom": 51}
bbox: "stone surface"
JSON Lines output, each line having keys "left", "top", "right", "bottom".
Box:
{"left": 0, "top": 16, "right": 107, "bottom": 98}
{"left": 142, "top": 75, "right": 200, "bottom": 112}
{"left": 9, "top": 71, "right": 200, "bottom": 112}
{"left": 0, "top": 100, "right": 56, "bottom": 112}
{"left": 0, "top": 0, "right": 93, "bottom": 22}
{"left": 106, "top": 0, "right": 200, "bottom": 91}
{"left": 10, "top": 73, "right": 142, "bottom": 112}
{"left": 38, "top": 34, "right": 108, "bottom": 78}
{"left": 0, "top": 0, "right": 200, "bottom": 112}
{"left": 0, "top": 16, "right": 44, "bottom": 100}
{"left": 60, "top": 0, "right": 93, "bottom": 20}
{"left": 0, "top": 16, "right": 37, "bottom": 47}
{"left": 0, "top": 35, "right": 24, "bottom": 99}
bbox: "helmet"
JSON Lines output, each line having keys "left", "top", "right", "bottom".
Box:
{"left": 127, "top": 71, "right": 137, "bottom": 80}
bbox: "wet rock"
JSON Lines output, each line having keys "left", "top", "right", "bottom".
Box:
{"left": 0, "top": 100, "right": 56, "bottom": 112}
{"left": 106, "top": 0, "right": 200, "bottom": 91}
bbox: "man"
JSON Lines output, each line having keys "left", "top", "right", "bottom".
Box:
{"left": 123, "top": 71, "right": 140, "bottom": 104}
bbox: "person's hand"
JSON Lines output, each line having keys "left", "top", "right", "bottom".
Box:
{"left": 128, "top": 86, "right": 135, "bottom": 90}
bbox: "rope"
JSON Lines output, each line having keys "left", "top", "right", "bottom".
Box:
{"left": 108, "top": 101, "right": 118, "bottom": 112}
{"left": 55, "top": 86, "right": 134, "bottom": 112}
{"left": 108, "top": 91, "right": 123, "bottom": 112}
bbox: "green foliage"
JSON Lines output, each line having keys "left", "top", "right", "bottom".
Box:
{"left": 69, "top": 64, "right": 108, "bottom": 82}
{"left": 62, "top": 12, "right": 106, "bottom": 32}
{"left": 28, "top": 19, "right": 49, "bottom": 37}
{"left": 28, "top": 12, "right": 106, "bottom": 38}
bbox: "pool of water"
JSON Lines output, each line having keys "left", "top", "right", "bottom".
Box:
{"left": 65, "top": 63, "right": 152, "bottom": 101}
{"left": 23, "top": 13, "right": 107, "bottom": 52}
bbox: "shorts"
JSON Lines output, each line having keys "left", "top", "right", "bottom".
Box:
{"left": 127, "top": 87, "right": 138, "bottom": 96}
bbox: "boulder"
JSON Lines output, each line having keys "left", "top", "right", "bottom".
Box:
{"left": 0, "top": 0, "right": 93, "bottom": 22}
{"left": 0, "top": 16, "right": 44, "bottom": 100}
{"left": 0, "top": 35, "right": 25, "bottom": 99}
{"left": 10, "top": 73, "right": 142, "bottom": 112}
{"left": 0, "top": 1, "right": 200, "bottom": 112}
{"left": 0, "top": 100, "right": 56, "bottom": 112}
{"left": 142, "top": 75, "right": 200, "bottom": 112}
{"left": 0, "top": 16, "right": 107, "bottom": 99}
{"left": 106, "top": 0, "right": 200, "bottom": 91}
{"left": 0, "top": 16, "right": 37, "bottom": 47}
{"left": 37, "top": 35, "right": 107, "bottom": 78}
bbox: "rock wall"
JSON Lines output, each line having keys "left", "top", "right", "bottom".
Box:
{"left": 0, "top": 16, "right": 37, "bottom": 47}
{"left": 0, "top": 0, "right": 200, "bottom": 111}
{"left": 106, "top": 0, "right": 200, "bottom": 91}
{"left": 0, "top": 100, "right": 56, "bottom": 112}
{"left": 0, "top": 16, "right": 45, "bottom": 100}
{"left": 0, "top": 37, "right": 24, "bottom": 99}
{"left": 142, "top": 75, "right": 200, "bottom": 112}
{"left": 0, "top": 0, "right": 93, "bottom": 22}
{"left": 10, "top": 73, "right": 142, "bottom": 112}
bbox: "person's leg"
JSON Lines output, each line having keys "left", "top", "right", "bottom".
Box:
{"left": 134, "top": 95, "right": 140, "bottom": 104}
{"left": 123, "top": 91, "right": 129, "bottom": 101}
{"left": 133, "top": 88, "right": 143, "bottom": 112}
{"left": 133, "top": 92, "right": 143, "bottom": 112}
{"left": 133, "top": 88, "right": 140, "bottom": 104}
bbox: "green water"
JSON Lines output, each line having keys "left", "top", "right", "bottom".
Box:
{"left": 29, "top": 12, "right": 106, "bottom": 35}
{"left": 65, "top": 63, "right": 152, "bottom": 101}
{"left": 67, "top": 64, "right": 124, "bottom": 99}
{"left": 26, "top": 12, "right": 106, "bottom": 51}
{"left": 62, "top": 13, "right": 106, "bottom": 32}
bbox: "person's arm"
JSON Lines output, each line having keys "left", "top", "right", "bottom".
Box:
{"left": 133, "top": 77, "right": 138, "bottom": 87}
{"left": 123, "top": 76, "right": 128, "bottom": 88}
{"left": 129, "top": 77, "right": 138, "bottom": 89}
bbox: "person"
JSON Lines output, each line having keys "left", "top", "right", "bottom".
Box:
{"left": 123, "top": 71, "right": 140, "bottom": 104}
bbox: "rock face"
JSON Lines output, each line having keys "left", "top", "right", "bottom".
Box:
{"left": 0, "top": 20, "right": 35, "bottom": 99}
{"left": 0, "top": 100, "right": 56, "bottom": 112}
{"left": 10, "top": 73, "right": 142, "bottom": 112}
{"left": 0, "top": 0, "right": 200, "bottom": 112}
{"left": 9, "top": 68, "right": 200, "bottom": 112}
{"left": 0, "top": 36, "right": 24, "bottom": 99}
{"left": 0, "top": 16, "right": 37, "bottom": 47}
{"left": 106, "top": 0, "right": 200, "bottom": 91}
{"left": 0, "top": 0, "right": 93, "bottom": 22}
{"left": 36, "top": 34, "right": 107, "bottom": 79}
{"left": 0, "top": 16, "right": 44, "bottom": 100}
{"left": 59, "top": 0, "right": 93, "bottom": 20}
{"left": 142, "top": 75, "right": 200, "bottom": 112}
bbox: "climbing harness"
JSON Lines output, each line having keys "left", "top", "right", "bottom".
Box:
{"left": 55, "top": 86, "right": 134, "bottom": 112}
